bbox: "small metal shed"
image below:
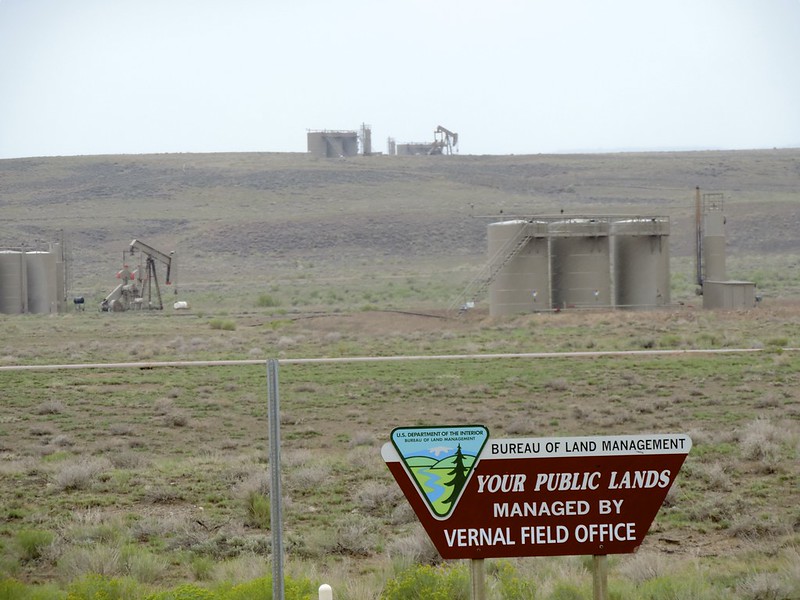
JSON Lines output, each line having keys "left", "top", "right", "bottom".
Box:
{"left": 702, "top": 280, "right": 757, "bottom": 309}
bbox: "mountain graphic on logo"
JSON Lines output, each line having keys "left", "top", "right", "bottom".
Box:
{"left": 391, "top": 425, "right": 489, "bottom": 519}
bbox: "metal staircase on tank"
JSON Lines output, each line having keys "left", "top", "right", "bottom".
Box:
{"left": 448, "top": 224, "right": 534, "bottom": 315}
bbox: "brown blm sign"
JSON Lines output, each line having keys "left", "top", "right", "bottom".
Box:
{"left": 382, "top": 432, "right": 691, "bottom": 559}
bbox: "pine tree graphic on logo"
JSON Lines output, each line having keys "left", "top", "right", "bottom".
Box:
{"left": 391, "top": 425, "right": 489, "bottom": 519}
{"left": 441, "top": 444, "right": 468, "bottom": 511}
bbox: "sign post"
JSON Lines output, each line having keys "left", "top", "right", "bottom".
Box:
{"left": 593, "top": 554, "right": 608, "bottom": 600}
{"left": 383, "top": 427, "right": 691, "bottom": 598}
{"left": 470, "top": 558, "right": 486, "bottom": 600}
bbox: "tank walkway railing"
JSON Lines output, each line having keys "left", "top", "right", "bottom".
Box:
{"left": 448, "top": 225, "right": 533, "bottom": 315}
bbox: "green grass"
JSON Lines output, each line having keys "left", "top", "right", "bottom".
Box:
{"left": 15, "top": 530, "right": 53, "bottom": 562}
{"left": 243, "top": 492, "right": 270, "bottom": 530}
{"left": 0, "top": 322, "right": 798, "bottom": 597}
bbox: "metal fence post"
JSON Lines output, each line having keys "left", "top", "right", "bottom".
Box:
{"left": 267, "top": 359, "right": 284, "bottom": 600}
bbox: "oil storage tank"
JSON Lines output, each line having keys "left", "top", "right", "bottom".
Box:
{"left": 307, "top": 130, "right": 359, "bottom": 158}
{"left": 550, "top": 219, "right": 611, "bottom": 309}
{"left": 488, "top": 220, "right": 549, "bottom": 316}
{"left": 703, "top": 210, "right": 726, "bottom": 282}
{"left": 612, "top": 217, "right": 670, "bottom": 309}
{"left": 26, "top": 251, "right": 58, "bottom": 314}
{"left": 0, "top": 250, "right": 26, "bottom": 314}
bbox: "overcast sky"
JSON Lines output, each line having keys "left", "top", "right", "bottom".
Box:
{"left": 1, "top": 0, "right": 799, "bottom": 159}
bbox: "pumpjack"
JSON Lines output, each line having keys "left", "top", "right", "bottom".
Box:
{"left": 432, "top": 125, "right": 459, "bottom": 155}
{"left": 101, "top": 239, "right": 176, "bottom": 311}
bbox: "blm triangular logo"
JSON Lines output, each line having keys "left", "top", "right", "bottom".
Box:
{"left": 391, "top": 425, "right": 489, "bottom": 520}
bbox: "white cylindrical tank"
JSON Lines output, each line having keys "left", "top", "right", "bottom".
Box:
{"left": 488, "top": 220, "right": 550, "bottom": 316}
{"left": 550, "top": 219, "right": 611, "bottom": 309}
{"left": 0, "top": 251, "right": 26, "bottom": 314}
{"left": 612, "top": 218, "right": 670, "bottom": 309}
{"left": 26, "top": 251, "right": 58, "bottom": 314}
